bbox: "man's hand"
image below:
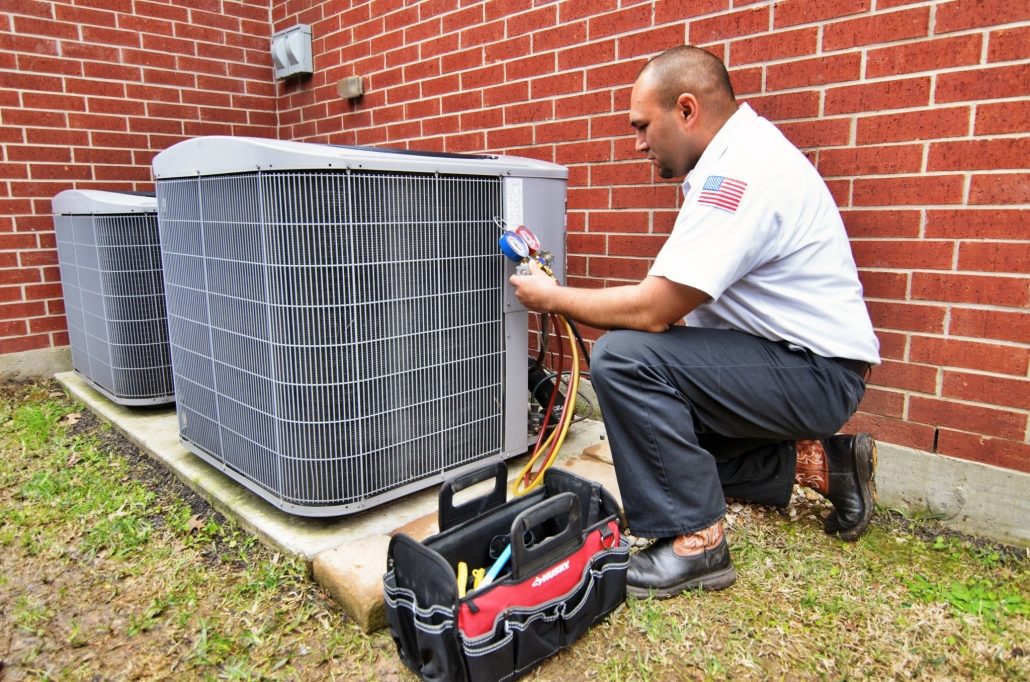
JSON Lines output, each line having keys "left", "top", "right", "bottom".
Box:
{"left": 508, "top": 259, "right": 558, "bottom": 313}
{"left": 508, "top": 262, "right": 709, "bottom": 332}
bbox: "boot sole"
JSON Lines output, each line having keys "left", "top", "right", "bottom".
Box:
{"left": 626, "top": 564, "right": 738, "bottom": 599}
{"left": 871, "top": 437, "right": 878, "bottom": 502}
{"left": 831, "top": 434, "right": 876, "bottom": 542}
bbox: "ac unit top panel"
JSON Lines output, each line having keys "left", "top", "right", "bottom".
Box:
{"left": 151, "top": 136, "right": 569, "bottom": 181}
{"left": 52, "top": 190, "right": 157, "bottom": 216}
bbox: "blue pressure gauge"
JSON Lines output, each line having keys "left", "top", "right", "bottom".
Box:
{"left": 498, "top": 230, "right": 530, "bottom": 263}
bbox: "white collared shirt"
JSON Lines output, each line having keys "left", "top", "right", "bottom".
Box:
{"left": 650, "top": 104, "right": 880, "bottom": 364}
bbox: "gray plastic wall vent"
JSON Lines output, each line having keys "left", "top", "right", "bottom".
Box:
{"left": 152, "top": 137, "right": 567, "bottom": 516}
{"left": 52, "top": 190, "right": 175, "bottom": 406}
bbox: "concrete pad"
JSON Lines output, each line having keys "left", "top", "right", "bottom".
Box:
{"left": 313, "top": 534, "right": 393, "bottom": 633}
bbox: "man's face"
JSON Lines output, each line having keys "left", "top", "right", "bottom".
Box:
{"left": 629, "top": 75, "right": 697, "bottom": 179}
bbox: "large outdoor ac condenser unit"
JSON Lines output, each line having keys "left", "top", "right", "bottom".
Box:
{"left": 152, "top": 137, "right": 567, "bottom": 516}
{"left": 52, "top": 189, "right": 175, "bottom": 405}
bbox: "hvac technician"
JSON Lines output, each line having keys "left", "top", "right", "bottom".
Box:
{"left": 509, "top": 45, "right": 881, "bottom": 598}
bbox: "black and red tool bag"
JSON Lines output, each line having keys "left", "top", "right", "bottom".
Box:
{"left": 383, "top": 462, "right": 629, "bottom": 682}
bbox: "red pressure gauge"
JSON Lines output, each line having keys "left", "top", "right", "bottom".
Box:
{"left": 513, "top": 225, "right": 541, "bottom": 255}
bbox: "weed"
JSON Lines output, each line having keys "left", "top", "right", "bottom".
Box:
{"left": 218, "top": 656, "right": 262, "bottom": 680}
{"left": 13, "top": 594, "right": 52, "bottom": 636}
{"left": 191, "top": 619, "right": 235, "bottom": 666}
{"left": 906, "top": 573, "right": 1030, "bottom": 630}
{"left": 64, "top": 618, "right": 85, "bottom": 647}
{"left": 127, "top": 598, "right": 168, "bottom": 636}
{"left": 625, "top": 595, "right": 672, "bottom": 643}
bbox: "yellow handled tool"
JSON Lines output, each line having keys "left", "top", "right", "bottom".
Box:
{"left": 456, "top": 561, "right": 469, "bottom": 598}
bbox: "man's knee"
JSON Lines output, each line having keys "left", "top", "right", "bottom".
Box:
{"left": 592, "top": 330, "right": 649, "bottom": 387}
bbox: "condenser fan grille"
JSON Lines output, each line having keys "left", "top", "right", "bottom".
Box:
{"left": 158, "top": 170, "right": 507, "bottom": 513}
{"left": 53, "top": 203, "right": 174, "bottom": 405}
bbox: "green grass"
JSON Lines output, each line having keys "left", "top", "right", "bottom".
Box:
{"left": 1, "top": 380, "right": 1028, "bottom": 681}
{"left": 0, "top": 383, "right": 388, "bottom": 680}
{"left": 566, "top": 509, "right": 1030, "bottom": 681}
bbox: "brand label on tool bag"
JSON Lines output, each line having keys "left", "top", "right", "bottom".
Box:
{"left": 458, "top": 521, "right": 621, "bottom": 639}
{"left": 532, "top": 559, "right": 570, "bottom": 588}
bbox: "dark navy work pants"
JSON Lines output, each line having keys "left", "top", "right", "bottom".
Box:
{"left": 590, "top": 327, "right": 866, "bottom": 538}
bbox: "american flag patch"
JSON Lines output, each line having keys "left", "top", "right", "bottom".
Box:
{"left": 698, "top": 175, "right": 747, "bottom": 213}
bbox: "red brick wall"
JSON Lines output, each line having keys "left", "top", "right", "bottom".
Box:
{"left": 2, "top": 0, "right": 1029, "bottom": 473}
{"left": 0, "top": 0, "right": 276, "bottom": 354}
{"left": 273, "top": 0, "right": 1029, "bottom": 472}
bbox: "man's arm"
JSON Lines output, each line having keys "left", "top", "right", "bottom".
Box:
{"left": 508, "top": 261, "right": 710, "bottom": 332}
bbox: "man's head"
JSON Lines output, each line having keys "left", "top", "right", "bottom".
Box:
{"left": 629, "top": 46, "right": 738, "bottom": 179}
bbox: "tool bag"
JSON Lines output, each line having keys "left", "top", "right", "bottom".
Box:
{"left": 383, "top": 462, "right": 630, "bottom": 682}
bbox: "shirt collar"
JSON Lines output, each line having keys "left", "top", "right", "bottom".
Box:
{"left": 681, "top": 102, "right": 758, "bottom": 194}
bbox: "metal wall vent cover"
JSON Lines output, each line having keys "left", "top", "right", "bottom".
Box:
{"left": 153, "top": 137, "right": 567, "bottom": 516}
{"left": 52, "top": 190, "right": 175, "bottom": 405}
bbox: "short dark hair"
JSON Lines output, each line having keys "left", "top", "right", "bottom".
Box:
{"left": 640, "top": 45, "right": 736, "bottom": 111}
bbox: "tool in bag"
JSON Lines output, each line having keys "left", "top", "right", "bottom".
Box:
{"left": 383, "top": 461, "right": 630, "bottom": 682}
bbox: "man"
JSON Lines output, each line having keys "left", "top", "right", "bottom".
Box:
{"left": 509, "top": 46, "right": 880, "bottom": 598}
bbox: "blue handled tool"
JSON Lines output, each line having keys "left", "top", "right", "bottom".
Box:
{"left": 479, "top": 543, "right": 511, "bottom": 588}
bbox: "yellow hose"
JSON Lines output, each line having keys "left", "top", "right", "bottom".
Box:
{"left": 512, "top": 314, "right": 581, "bottom": 496}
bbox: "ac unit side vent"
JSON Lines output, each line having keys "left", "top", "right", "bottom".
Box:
{"left": 52, "top": 190, "right": 175, "bottom": 406}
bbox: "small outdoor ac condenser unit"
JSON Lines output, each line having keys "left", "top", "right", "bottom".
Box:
{"left": 52, "top": 190, "right": 175, "bottom": 405}
{"left": 152, "top": 137, "right": 567, "bottom": 516}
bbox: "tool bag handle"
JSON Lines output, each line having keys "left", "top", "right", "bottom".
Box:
{"left": 510, "top": 492, "right": 582, "bottom": 581}
{"left": 438, "top": 461, "right": 509, "bottom": 532}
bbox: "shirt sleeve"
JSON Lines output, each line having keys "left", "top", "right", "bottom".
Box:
{"left": 650, "top": 172, "right": 773, "bottom": 301}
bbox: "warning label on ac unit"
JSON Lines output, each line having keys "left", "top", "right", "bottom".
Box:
{"left": 505, "top": 177, "right": 523, "bottom": 226}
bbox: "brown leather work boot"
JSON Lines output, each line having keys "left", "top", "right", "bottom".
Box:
{"left": 796, "top": 434, "right": 877, "bottom": 541}
{"left": 626, "top": 522, "right": 737, "bottom": 598}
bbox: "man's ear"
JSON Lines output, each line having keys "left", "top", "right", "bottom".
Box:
{"left": 676, "top": 92, "right": 699, "bottom": 128}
